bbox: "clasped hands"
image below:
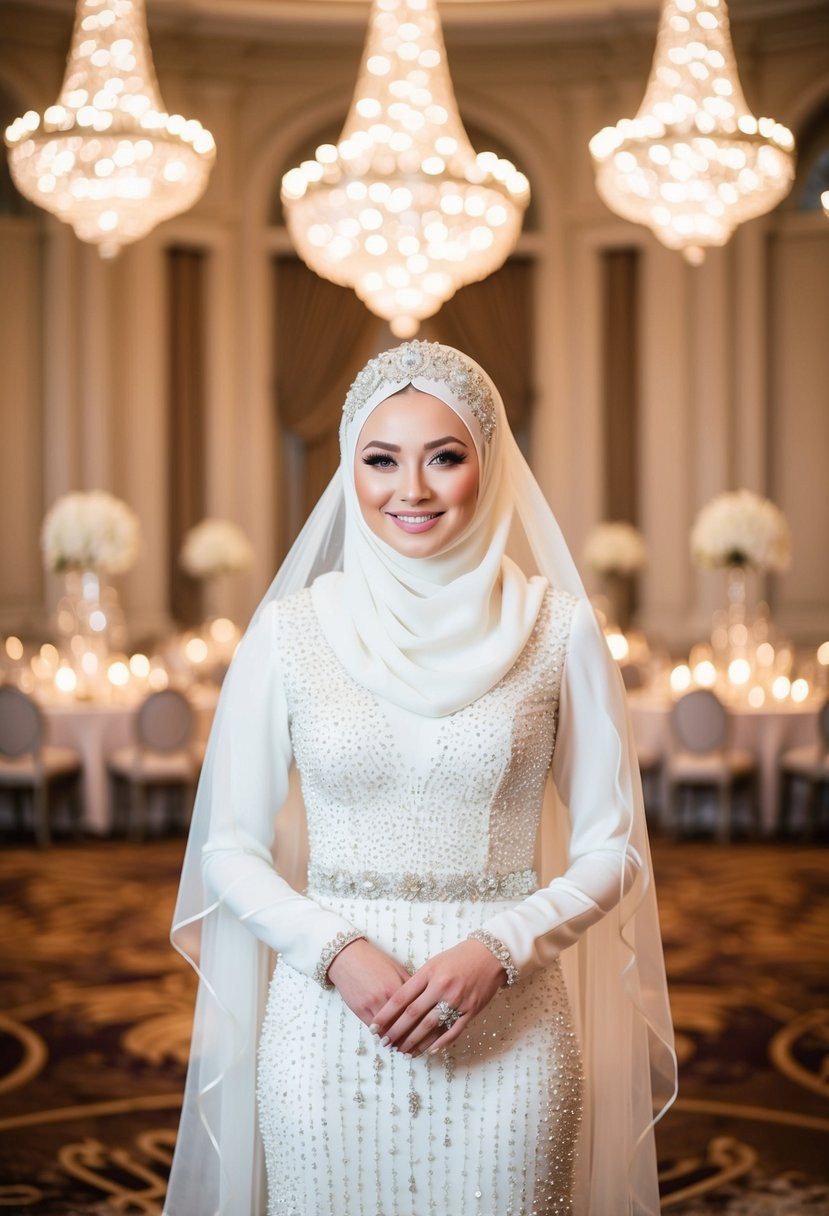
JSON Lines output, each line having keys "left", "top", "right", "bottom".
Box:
{"left": 327, "top": 937, "right": 506, "bottom": 1058}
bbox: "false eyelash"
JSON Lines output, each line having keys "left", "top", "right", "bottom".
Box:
{"left": 361, "top": 448, "right": 467, "bottom": 468}
{"left": 429, "top": 448, "right": 467, "bottom": 465}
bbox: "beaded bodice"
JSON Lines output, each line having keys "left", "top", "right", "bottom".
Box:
{"left": 275, "top": 584, "right": 577, "bottom": 879}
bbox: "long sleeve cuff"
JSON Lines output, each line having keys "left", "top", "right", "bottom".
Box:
{"left": 476, "top": 850, "right": 633, "bottom": 978}
{"left": 202, "top": 845, "right": 361, "bottom": 982}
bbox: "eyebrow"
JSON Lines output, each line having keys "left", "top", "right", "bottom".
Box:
{"left": 361, "top": 435, "right": 468, "bottom": 452}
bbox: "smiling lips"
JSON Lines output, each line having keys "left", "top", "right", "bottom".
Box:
{"left": 387, "top": 511, "right": 444, "bottom": 533}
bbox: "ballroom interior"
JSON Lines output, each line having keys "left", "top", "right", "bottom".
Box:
{"left": 1, "top": 0, "right": 828, "bottom": 1213}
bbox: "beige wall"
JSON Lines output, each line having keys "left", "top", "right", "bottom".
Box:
{"left": 0, "top": 2, "right": 827, "bottom": 648}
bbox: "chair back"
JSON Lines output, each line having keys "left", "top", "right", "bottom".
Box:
{"left": 0, "top": 686, "right": 43, "bottom": 758}
{"left": 819, "top": 696, "right": 829, "bottom": 751}
{"left": 136, "top": 689, "right": 194, "bottom": 753}
{"left": 671, "top": 688, "right": 729, "bottom": 753}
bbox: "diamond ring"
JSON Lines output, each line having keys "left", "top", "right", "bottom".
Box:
{"left": 434, "top": 1000, "right": 463, "bottom": 1030}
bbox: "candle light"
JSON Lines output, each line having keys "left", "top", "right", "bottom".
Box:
{"left": 756, "top": 642, "right": 775, "bottom": 668}
{"left": 210, "top": 617, "right": 238, "bottom": 646}
{"left": 747, "top": 685, "right": 765, "bottom": 708}
{"left": 54, "top": 665, "right": 78, "bottom": 695}
{"left": 728, "top": 658, "right": 751, "bottom": 686}
{"left": 670, "top": 664, "right": 692, "bottom": 694}
{"left": 790, "top": 678, "right": 809, "bottom": 703}
{"left": 40, "top": 643, "right": 60, "bottom": 669}
{"left": 107, "top": 660, "right": 130, "bottom": 688}
{"left": 4, "top": 636, "right": 24, "bottom": 661}
{"left": 772, "top": 675, "right": 791, "bottom": 701}
{"left": 129, "top": 653, "right": 151, "bottom": 679}
{"left": 184, "top": 637, "right": 209, "bottom": 665}
{"left": 148, "top": 665, "right": 169, "bottom": 691}
{"left": 693, "top": 659, "right": 717, "bottom": 688}
{"left": 80, "top": 652, "right": 99, "bottom": 676}
{"left": 606, "top": 632, "right": 630, "bottom": 662}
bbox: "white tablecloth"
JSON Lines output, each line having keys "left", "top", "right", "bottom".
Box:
{"left": 40, "top": 690, "right": 216, "bottom": 834}
{"left": 628, "top": 691, "right": 820, "bottom": 833}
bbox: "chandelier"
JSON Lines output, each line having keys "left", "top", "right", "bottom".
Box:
{"left": 281, "top": 0, "right": 530, "bottom": 338}
{"left": 589, "top": 0, "right": 795, "bottom": 264}
{"left": 4, "top": 0, "right": 215, "bottom": 258}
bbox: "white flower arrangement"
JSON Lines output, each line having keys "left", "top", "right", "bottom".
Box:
{"left": 180, "top": 518, "right": 255, "bottom": 578}
{"left": 583, "top": 521, "right": 648, "bottom": 576}
{"left": 41, "top": 491, "right": 141, "bottom": 574}
{"left": 691, "top": 489, "right": 791, "bottom": 571}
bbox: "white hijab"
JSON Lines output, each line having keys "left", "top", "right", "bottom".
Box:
{"left": 312, "top": 340, "right": 547, "bottom": 717}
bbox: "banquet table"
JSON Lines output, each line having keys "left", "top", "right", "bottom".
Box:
{"left": 38, "top": 687, "right": 216, "bottom": 834}
{"left": 628, "top": 690, "right": 821, "bottom": 835}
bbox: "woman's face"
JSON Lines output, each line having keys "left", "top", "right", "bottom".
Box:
{"left": 354, "top": 387, "right": 480, "bottom": 558}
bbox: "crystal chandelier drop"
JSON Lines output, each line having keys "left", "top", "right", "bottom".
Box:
{"left": 588, "top": 0, "right": 795, "bottom": 264}
{"left": 4, "top": 0, "right": 215, "bottom": 258}
{"left": 281, "top": 0, "right": 530, "bottom": 338}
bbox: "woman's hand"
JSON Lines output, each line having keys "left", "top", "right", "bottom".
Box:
{"left": 326, "top": 938, "right": 412, "bottom": 1029}
{"left": 370, "top": 939, "right": 506, "bottom": 1058}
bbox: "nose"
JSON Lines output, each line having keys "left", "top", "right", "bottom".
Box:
{"left": 400, "top": 460, "right": 431, "bottom": 504}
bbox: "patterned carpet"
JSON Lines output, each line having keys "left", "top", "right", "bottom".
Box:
{"left": 0, "top": 838, "right": 827, "bottom": 1215}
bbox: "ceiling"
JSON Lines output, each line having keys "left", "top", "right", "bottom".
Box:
{"left": 3, "top": 0, "right": 827, "bottom": 56}
{"left": 12, "top": 0, "right": 827, "bottom": 32}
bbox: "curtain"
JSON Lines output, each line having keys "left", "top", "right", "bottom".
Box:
{"left": 601, "top": 248, "right": 640, "bottom": 622}
{"left": 273, "top": 256, "right": 535, "bottom": 559}
{"left": 274, "top": 257, "right": 382, "bottom": 558}
{"left": 422, "top": 258, "right": 534, "bottom": 436}
{"left": 167, "top": 247, "right": 207, "bottom": 627}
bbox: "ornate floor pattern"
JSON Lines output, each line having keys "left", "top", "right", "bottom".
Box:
{"left": 0, "top": 839, "right": 827, "bottom": 1214}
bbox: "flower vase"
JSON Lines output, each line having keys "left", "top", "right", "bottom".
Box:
{"left": 603, "top": 572, "right": 633, "bottom": 633}
{"left": 56, "top": 569, "right": 125, "bottom": 697}
{"left": 725, "top": 563, "right": 750, "bottom": 632}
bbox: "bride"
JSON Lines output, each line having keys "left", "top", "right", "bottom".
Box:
{"left": 164, "top": 340, "right": 676, "bottom": 1216}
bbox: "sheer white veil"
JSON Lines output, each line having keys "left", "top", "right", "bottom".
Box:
{"left": 164, "top": 342, "right": 676, "bottom": 1215}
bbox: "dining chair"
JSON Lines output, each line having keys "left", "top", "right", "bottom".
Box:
{"left": 665, "top": 688, "right": 759, "bottom": 842}
{"left": 778, "top": 696, "right": 829, "bottom": 838}
{"left": 107, "top": 688, "right": 201, "bottom": 839}
{"left": 0, "top": 685, "right": 83, "bottom": 847}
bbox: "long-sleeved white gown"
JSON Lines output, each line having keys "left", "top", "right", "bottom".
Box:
{"left": 201, "top": 580, "right": 636, "bottom": 1216}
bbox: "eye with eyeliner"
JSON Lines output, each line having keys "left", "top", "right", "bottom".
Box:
{"left": 361, "top": 447, "right": 467, "bottom": 469}
{"left": 429, "top": 447, "right": 467, "bottom": 465}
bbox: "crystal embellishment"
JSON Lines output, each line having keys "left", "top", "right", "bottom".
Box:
{"left": 468, "top": 928, "right": 520, "bottom": 987}
{"left": 308, "top": 865, "right": 537, "bottom": 903}
{"left": 313, "top": 928, "right": 366, "bottom": 990}
{"left": 342, "top": 341, "right": 496, "bottom": 442}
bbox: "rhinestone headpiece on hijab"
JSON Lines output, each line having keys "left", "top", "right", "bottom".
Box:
{"left": 343, "top": 340, "right": 497, "bottom": 443}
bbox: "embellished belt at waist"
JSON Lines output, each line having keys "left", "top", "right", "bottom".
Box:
{"left": 307, "top": 864, "right": 538, "bottom": 903}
